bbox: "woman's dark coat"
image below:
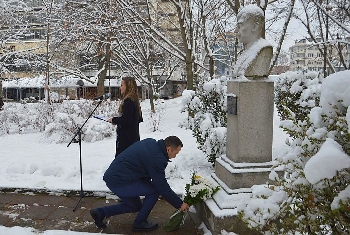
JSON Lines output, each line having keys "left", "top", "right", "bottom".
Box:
{"left": 111, "top": 97, "right": 142, "bottom": 157}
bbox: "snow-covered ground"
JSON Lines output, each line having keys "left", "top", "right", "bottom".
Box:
{"left": 0, "top": 96, "right": 287, "bottom": 235}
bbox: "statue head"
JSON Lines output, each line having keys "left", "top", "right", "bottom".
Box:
{"left": 236, "top": 5, "right": 265, "bottom": 48}
{"left": 232, "top": 4, "right": 273, "bottom": 79}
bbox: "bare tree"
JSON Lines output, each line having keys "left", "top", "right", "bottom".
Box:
{"left": 109, "top": 2, "right": 181, "bottom": 112}
{"left": 311, "top": 0, "right": 349, "bottom": 72}
{"left": 0, "top": 0, "right": 43, "bottom": 109}
{"left": 266, "top": 0, "right": 297, "bottom": 74}
{"left": 164, "top": 0, "right": 238, "bottom": 89}
{"left": 60, "top": 0, "right": 124, "bottom": 97}
{"left": 43, "top": 0, "right": 55, "bottom": 104}
{"left": 115, "top": 0, "right": 236, "bottom": 90}
{"left": 294, "top": 0, "right": 350, "bottom": 76}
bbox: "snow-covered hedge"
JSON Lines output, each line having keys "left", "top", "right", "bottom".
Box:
{"left": 275, "top": 70, "right": 322, "bottom": 139}
{"left": 239, "top": 70, "right": 350, "bottom": 234}
{"left": 181, "top": 77, "right": 227, "bottom": 165}
{"left": 0, "top": 100, "right": 118, "bottom": 143}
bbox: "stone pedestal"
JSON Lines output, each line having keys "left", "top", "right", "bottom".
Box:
{"left": 226, "top": 80, "right": 274, "bottom": 163}
{"left": 215, "top": 80, "right": 275, "bottom": 190}
{"left": 200, "top": 79, "right": 276, "bottom": 235}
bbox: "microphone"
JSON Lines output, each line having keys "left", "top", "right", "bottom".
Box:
{"left": 93, "top": 94, "right": 110, "bottom": 100}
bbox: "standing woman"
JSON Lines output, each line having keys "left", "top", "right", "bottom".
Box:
{"left": 109, "top": 77, "right": 143, "bottom": 157}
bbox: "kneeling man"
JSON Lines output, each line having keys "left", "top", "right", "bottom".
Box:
{"left": 89, "top": 136, "right": 189, "bottom": 232}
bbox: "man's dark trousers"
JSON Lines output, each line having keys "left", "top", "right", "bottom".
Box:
{"left": 101, "top": 180, "right": 160, "bottom": 224}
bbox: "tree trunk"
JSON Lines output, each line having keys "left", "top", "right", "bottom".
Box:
{"left": 45, "top": 0, "right": 54, "bottom": 104}
{"left": 185, "top": 54, "right": 194, "bottom": 90}
{"left": 96, "top": 41, "right": 111, "bottom": 97}
{"left": 148, "top": 84, "right": 155, "bottom": 113}
{"left": 0, "top": 80, "right": 4, "bottom": 110}
{"left": 202, "top": 13, "right": 215, "bottom": 79}
{"left": 144, "top": 50, "right": 156, "bottom": 113}
{"left": 175, "top": 1, "right": 194, "bottom": 90}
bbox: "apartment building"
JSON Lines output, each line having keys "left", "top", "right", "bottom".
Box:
{"left": 289, "top": 37, "right": 350, "bottom": 73}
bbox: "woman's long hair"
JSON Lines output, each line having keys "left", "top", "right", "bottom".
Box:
{"left": 118, "top": 77, "right": 142, "bottom": 116}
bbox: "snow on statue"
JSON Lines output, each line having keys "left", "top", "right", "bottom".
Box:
{"left": 232, "top": 4, "right": 273, "bottom": 80}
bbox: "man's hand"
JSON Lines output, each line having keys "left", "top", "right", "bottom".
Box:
{"left": 180, "top": 202, "right": 189, "bottom": 211}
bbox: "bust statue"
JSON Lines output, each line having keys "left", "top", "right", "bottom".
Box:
{"left": 232, "top": 5, "right": 273, "bottom": 80}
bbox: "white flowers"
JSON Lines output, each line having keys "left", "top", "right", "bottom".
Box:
{"left": 184, "top": 173, "right": 220, "bottom": 206}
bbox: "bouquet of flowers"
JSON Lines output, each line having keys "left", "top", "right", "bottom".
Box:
{"left": 163, "top": 172, "right": 220, "bottom": 232}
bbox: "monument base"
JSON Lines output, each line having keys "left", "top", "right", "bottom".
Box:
{"left": 198, "top": 155, "right": 283, "bottom": 234}
{"left": 196, "top": 197, "right": 262, "bottom": 235}
{"left": 215, "top": 155, "right": 277, "bottom": 190}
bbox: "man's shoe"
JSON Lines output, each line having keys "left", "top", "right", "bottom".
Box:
{"left": 90, "top": 208, "right": 107, "bottom": 229}
{"left": 132, "top": 221, "right": 158, "bottom": 232}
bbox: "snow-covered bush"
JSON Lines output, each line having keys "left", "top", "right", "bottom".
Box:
{"left": 32, "top": 103, "right": 55, "bottom": 132}
{"left": 238, "top": 70, "right": 350, "bottom": 234}
{"left": 180, "top": 89, "right": 197, "bottom": 129}
{"left": 181, "top": 78, "right": 227, "bottom": 165}
{"left": 0, "top": 103, "right": 17, "bottom": 135}
{"left": 42, "top": 100, "right": 117, "bottom": 143}
{"left": 0, "top": 102, "right": 53, "bottom": 134}
{"left": 275, "top": 70, "right": 322, "bottom": 139}
{"left": 0, "top": 99, "right": 119, "bottom": 143}
{"left": 146, "top": 99, "right": 166, "bottom": 132}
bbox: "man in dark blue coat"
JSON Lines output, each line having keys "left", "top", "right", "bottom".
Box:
{"left": 89, "top": 136, "right": 189, "bottom": 232}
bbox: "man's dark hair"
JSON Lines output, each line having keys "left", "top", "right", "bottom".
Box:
{"left": 164, "top": 136, "right": 183, "bottom": 148}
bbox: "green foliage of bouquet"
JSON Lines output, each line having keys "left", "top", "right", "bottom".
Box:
{"left": 163, "top": 172, "right": 220, "bottom": 232}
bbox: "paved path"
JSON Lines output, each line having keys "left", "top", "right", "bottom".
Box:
{"left": 0, "top": 189, "right": 203, "bottom": 235}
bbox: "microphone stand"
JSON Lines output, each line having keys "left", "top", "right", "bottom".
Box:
{"left": 67, "top": 99, "right": 104, "bottom": 212}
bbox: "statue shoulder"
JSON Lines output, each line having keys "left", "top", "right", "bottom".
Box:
{"left": 245, "top": 43, "right": 273, "bottom": 79}
{"left": 232, "top": 39, "right": 273, "bottom": 80}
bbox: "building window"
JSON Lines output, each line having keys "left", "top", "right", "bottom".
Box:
{"left": 33, "top": 0, "right": 43, "bottom": 7}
